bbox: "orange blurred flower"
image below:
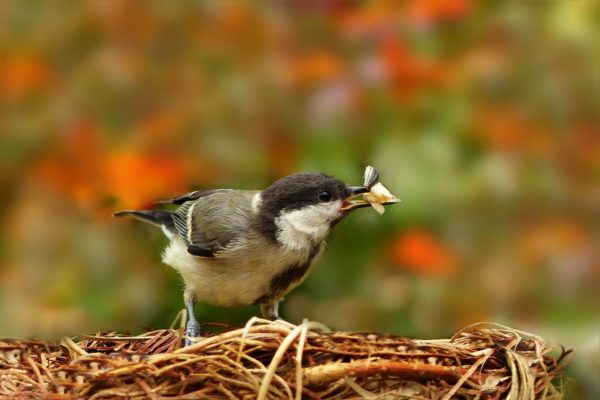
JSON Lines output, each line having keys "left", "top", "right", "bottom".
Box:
{"left": 216, "top": 1, "right": 261, "bottom": 40}
{"left": 0, "top": 54, "right": 53, "bottom": 98}
{"left": 391, "top": 229, "right": 456, "bottom": 276}
{"left": 288, "top": 52, "right": 345, "bottom": 86}
{"left": 133, "top": 110, "right": 183, "bottom": 144}
{"left": 519, "top": 220, "right": 588, "bottom": 266}
{"left": 30, "top": 121, "right": 103, "bottom": 209}
{"left": 334, "top": 1, "right": 400, "bottom": 35}
{"left": 407, "top": 0, "right": 473, "bottom": 26}
{"left": 29, "top": 122, "right": 192, "bottom": 211}
{"left": 474, "top": 107, "right": 556, "bottom": 156}
{"left": 104, "top": 150, "right": 189, "bottom": 209}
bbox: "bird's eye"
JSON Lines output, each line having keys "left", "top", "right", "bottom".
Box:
{"left": 319, "top": 191, "right": 332, "bottom": 202}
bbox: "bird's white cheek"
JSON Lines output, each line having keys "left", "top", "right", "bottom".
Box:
{"left": 275, "top": 200, "right": 342, "bottom": 250}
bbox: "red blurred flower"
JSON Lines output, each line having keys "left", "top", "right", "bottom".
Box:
{"left": 391, "top": 229, "right": 456, "bottom": 276}
{"left": 379, "top": 38, "right": 447, "bottom": 102}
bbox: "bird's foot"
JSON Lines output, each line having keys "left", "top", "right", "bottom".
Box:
{"left": 184, "top": 320, "right": 201, "bottom": 346}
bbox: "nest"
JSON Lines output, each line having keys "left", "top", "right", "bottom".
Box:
{"left": 0, "top": 318, "right": 571, "bottom": 399}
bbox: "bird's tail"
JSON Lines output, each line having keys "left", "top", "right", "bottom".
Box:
{"left": 113, "top": 209, "right": 174, "bottom": 229}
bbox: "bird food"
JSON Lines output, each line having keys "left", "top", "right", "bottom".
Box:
{"left": 362, "top": 165, "right": 399, "bottom": 214}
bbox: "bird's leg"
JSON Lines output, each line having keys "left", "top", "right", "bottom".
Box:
{"left": 184, "top": 290, "right": 201, "bottom": 346}
{"left": 260, "top": 301, "right": 280, "bottom": 321}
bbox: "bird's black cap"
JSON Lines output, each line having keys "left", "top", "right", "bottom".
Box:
{"left": 262, "top": 172, "right": 349, "bottom": 211}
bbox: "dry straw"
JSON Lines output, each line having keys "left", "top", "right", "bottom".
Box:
{"left": 1, "top": 318, "right": 571, "bottom": 399}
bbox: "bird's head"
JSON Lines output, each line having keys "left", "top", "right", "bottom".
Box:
{"left": 256, "top": 172, "right": 372, "bottom": 250}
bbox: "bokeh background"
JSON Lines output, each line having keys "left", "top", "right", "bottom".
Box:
{"left": 0, "top": 1, "right": 597, "bottom": 398}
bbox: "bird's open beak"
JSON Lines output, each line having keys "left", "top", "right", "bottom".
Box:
{"left": 340, "top": 186, "right": 371, "bottom": 211}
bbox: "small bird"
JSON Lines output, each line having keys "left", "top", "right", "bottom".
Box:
{"left": 114, "top": 170, "right": 395, "bottom": 344}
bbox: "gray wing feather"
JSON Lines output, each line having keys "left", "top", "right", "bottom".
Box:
{"left": 171, "top": 190, "right": 258, "bottom": 256}
{"left": 171, "top": 202, "right": 216, "bottom": 256}
{"left": 156, "top": 189, "right": 233, "bottom": 205}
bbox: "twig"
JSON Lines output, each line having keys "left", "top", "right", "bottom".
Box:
{"left": 302, "top": 359, "right": 485, "bottom": 386}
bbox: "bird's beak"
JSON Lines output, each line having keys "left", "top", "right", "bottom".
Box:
{"left": 340, "top": 186, "right": 371, "bottom": 211}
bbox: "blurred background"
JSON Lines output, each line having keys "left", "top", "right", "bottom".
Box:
{"left": 0, "top": 1, "right": 597, "bottom": 397}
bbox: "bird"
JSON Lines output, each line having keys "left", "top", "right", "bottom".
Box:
{"left": 114, "top": 171, "right": 390, "bottom": 345}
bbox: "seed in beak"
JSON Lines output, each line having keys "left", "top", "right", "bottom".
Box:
{"left": 341, "top": 166, "right": 400, "bottom": 213}
{"left": 363, "top": 181, "right": 399, "bottom": 214}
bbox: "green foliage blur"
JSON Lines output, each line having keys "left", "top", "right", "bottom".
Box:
{"left": 0, "top": 1, "right": 597, "bottom": 398}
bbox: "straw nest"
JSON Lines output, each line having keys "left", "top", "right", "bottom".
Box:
{"left": 1, "top": 317, "right": 571, "bottom": 399}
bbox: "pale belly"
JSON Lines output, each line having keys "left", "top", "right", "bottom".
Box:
{"left": 161, "top": 236, "right": 321, "bottom": 306}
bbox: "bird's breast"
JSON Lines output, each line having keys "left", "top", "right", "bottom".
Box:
{"left": 252, "top": 242, "right": 324, "bottom": 305}
{"left": 162, "top": 234, "right": 323, "bottom": 307}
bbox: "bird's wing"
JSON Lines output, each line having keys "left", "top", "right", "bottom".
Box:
{"left": 171, "top": 190, "right": 258, "bottom": 257}
{"left": 171, "top": 201, "right": 217, "bottom": 256}
{"left": 155, "top": 189, "right": 234, "bottom": 205}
